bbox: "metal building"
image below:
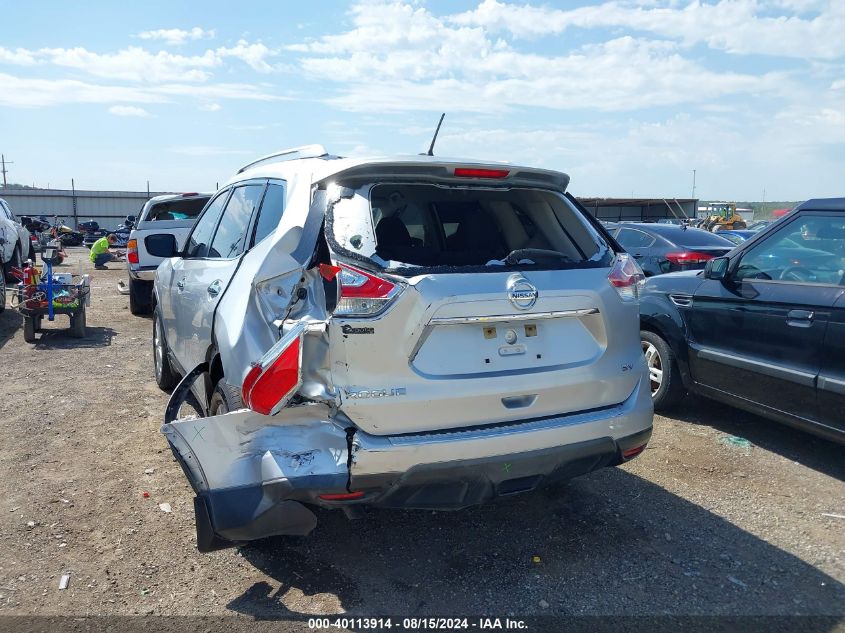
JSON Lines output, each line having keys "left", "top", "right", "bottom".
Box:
{"left": 0, "top": 187, "right": 699, "bottom": 228}
{"left": 0, "top": 188, "right": 170, "bottom": 228}
{"left": 577, "top": 197, "right": 699, "bottom": 223}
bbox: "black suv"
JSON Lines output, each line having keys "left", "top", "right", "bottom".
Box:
{"left": 639, "top": 198, "right": 845, "bottom": 444}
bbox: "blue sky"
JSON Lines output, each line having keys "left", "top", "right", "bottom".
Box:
{"left": 1, "top": 0, "right": 844, "bottom": 200}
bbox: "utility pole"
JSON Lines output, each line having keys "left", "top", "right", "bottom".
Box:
{"left": 0, "top": 154, "right": 13, "bottom": 188}
{"left": 691, "top": 169, "right": 696, "bottom": 200}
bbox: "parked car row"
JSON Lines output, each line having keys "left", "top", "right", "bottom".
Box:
{"left": 109, "top": 146, "right": 842, "bottom": 554}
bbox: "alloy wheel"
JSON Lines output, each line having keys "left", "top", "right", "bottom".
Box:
{"left": 153, "top": 319, "right": 164, "bottom": 382}
{"left": 642, "top": 340, "right": 663, "bottom": 396}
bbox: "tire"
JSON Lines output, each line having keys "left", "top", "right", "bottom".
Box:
{"left": 0, "top": 274, "right": 5, "bottom": 314}
{"left": 23, "top": 316, "right": 36, "bottom": 343}
{"left": 732, "top": 221, "right": 747, "bottom": 230}
{"left": 70, "top": 306, "right": 86, "bottom": 338}
{"left": 153, "top": 307, "right": 179, "bottom": 391}
{"left": 4, "top": 244, "right": 21, "bottom": 282}
{"left": 128, "top": 278, "right": 153, "bottom": 316}
{"left": 208, "top": 379, "right": 244, "bottom": 416}
{"left": 641, "top": 330, "right": 686, "bottom": 411}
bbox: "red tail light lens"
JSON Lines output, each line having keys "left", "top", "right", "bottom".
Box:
{"left": 318, "top": 491, "right": 365, "bottom": 501}
{"left": 622, "top": 444, "right": 647, "bottom": 460}
{"left": 241, "top": 324, "right": 305, "bottom": 416}
{"left": 665, "top": 251, "right": 714, "bottom": 265}
{"left": 453, "top": 167, "right": 510, "bottom": 179}
{"left": 336, "top": 263, "right": 402, "bottom": 317}
{"left": 127, "top": 239, "right": 139, "bottom": 264}
{"left": 608, "top": 253, "right": 645, "bottom": 301}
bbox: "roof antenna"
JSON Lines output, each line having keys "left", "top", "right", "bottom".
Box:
{"left": 425, "top": 113, "right": 446, "bottom": 156}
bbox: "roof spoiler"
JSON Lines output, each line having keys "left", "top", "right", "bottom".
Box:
{"left": 237, "top": 144, "right": 329, "bottom": 174}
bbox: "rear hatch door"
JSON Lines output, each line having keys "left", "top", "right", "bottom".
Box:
{"left": 326, "top": 172, "right": 643, "bottom": 435}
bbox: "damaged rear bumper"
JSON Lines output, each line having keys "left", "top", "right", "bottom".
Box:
{"left": 162, "top": 376, "right": 653, "bottom": 552}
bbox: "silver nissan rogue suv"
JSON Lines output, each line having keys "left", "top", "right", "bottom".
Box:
{"left": 148, "top": 145, "right": 653, "bottom": 552}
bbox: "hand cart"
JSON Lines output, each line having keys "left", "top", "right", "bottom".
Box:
{"left": 13, "top": 241, "right": 90, "bottom": 343}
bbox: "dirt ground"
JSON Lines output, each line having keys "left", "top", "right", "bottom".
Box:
{"left": 0, "top": 247, "right": 843, "bottom": 622}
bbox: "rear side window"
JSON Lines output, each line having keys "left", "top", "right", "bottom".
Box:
{"left": 331, "top": 183, "right": 607, "bottom": 271}
{"left": 252, "top": 183, "right": 286, "bottom": 246}
{"left": 208, "top": 184, "right": 264, "bottom": 259}
{"left": 185, "top": 191, "right": 228, "bottom": 258}
{"left": 616, "top": 228, "right": 655, "bottom": 249}
{"left": 145, "top": 198, "right": 209, "bottom": 221}
{"left": 674, "top": 229, "right": 736, "bottom": 247}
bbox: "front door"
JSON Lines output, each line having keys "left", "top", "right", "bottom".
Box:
{"left": 687, "top": 212, "right": 845, "bottom": 421}
{"left": 818, "top": 263, "right": 845, "bottom": 434}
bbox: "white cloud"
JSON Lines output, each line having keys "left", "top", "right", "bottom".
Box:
{"left": 0, "top": 40, "right": 280, "bottom": 85}
{"left": 108, "top": 105, "right": 151, "bottom": 117}
{"left": 293, "top": 1, "right": 787, "bottom": 114}
{"left": 138, "top": 27, "right": 215, "bottom": 45}
{"left": 216, "top": 40, "right": 276, "bottom": 72}
{"left": 451, "top": 0, "right": 845, "bottom": 60}
{"left": 200, "top": 103, "right": 222, "bottom": 111}
{"left": 38, "top": 46, "right": 219, "bottom": 82}
{"left": 0, "top": 46, "right": 37, "bottom": 65}
{"left": 0, "top": 73, "right": 288, "bottom": 107}
{"left": 0, "top": 73, "right": 166, "bottom": 107}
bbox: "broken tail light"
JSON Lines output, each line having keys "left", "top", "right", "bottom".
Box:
{"left": 665, "top": 251, "right": 714, "bottom": 265}
{"left": 335, "top": 263, "right": 403, "bottom": 317}
{"left": 127, "top": 239, "right": 139, "bottom": 265}
{"left": 608, "top": 253, "right": 645, "bottom": 301}
{"left": 241, "top": 322, "right": 306, "bottom": 416}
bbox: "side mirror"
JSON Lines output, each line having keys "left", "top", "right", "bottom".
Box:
{"left": 704, "top": 256, "right": 730, "bottom": 281}
{"left": 145, "top": 234, "right": 179, "bottom": 258}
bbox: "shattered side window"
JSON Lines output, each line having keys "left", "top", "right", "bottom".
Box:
{"left": 330, "top": 190, "right": 380, "bottom": 259}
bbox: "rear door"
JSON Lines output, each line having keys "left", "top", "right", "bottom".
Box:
{"left": 177, "top": 182, "right": 266, "bottom": 372}
{"left": 687, "top": 212, "right": 843, "bottom": 420}
{"left": 615, "top": 227, "right": 658, "bottom": 275}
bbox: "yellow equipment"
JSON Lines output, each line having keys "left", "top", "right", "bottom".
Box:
{"left": 702, "top": 202, "right": 747, "bottom": 232}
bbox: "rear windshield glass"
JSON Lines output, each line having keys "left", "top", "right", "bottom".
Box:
{"left": 329, "top": 183, "right": 610, "bottom": 272}
{"left": 674, "top": 229, "right": 736, "bottom": 247}
{"left": 144, "top": 198, "right": 208, "bottom": 221}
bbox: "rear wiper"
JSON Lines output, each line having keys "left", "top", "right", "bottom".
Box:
{"left": 503, "top": 248, "right": 573, "bottom": 265}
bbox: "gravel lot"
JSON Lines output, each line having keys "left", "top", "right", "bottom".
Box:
{"left": 0, "top": 248, "right": 843, "bottom": 622}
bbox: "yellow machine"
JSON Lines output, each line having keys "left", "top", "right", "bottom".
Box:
{"left": 702, "top": 202, "right": 747, "bottom": 232}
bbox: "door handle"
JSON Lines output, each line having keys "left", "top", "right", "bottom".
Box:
{"left": 787, "top": 309, "right": 814, "bottom": 320}
{"left": 207, "top": 279, "right": 222, "bottom": 298}
{"left": 633, "top": 253, "right": 643, "bottom": 259}
{"left": 786, "top": 309, "right": 814, "bottom": 327}
{"left": 176, "top": 278, "right": 186, "bottom": 291}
